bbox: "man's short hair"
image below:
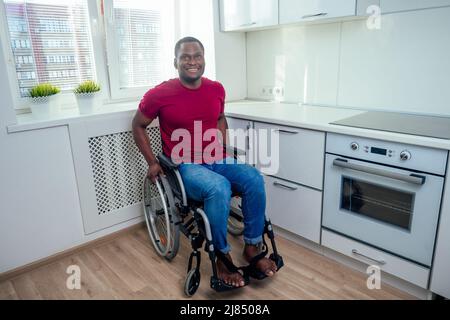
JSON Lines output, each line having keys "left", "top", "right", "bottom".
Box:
{"left": 174, "top": 37, "right": 204, "bottom": 57}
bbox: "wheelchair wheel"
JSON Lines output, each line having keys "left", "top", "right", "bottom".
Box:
{"left": 143, "top": 175, "right": 180, "bottom": 260}
{"left": 227, "top": 197, "right": 244, "bottom": 236}
{"left": 184, "top": 269, "right": 201, "bottom": 297}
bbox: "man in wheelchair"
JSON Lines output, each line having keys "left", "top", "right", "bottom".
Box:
{"left": 132, "top": 37, "right": 282, "bottom": 295}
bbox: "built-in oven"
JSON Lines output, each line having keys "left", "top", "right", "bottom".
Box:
{"left": 323, "top": 133, "right": 448, "bottom": 267}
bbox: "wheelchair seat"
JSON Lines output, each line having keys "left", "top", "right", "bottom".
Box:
{"left": 142, "top": 152, "right": 284, "bottom": 297}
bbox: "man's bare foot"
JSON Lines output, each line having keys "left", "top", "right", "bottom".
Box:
{"left": 216, "top": 253, "right": 246, "bottom": 288}
{"left": 243, "top": 244, "right": 278, "bottom": 277}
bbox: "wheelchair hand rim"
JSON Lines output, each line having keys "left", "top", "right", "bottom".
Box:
{"left": 143, "top": 176, "right": 172, "bottom": 257}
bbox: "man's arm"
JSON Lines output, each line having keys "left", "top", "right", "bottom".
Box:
{"left": 132, "top": 110, "right": 163, "bottom": 181}
{"left": 217, "top": 113, "right": 228, "bottom": 147}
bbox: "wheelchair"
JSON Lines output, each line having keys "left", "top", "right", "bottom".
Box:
{"left": 142, "top": 152, "right": 284, "bottom": 297}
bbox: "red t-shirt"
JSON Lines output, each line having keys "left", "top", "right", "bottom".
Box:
{"left": 139, "top": 77, "right": 226, "bottom": 164}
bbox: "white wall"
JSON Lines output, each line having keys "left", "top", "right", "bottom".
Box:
{"left": 247, "top": 23, "right": 341, "bottom": 105}
{"left": 213, "top": 0, "right": 247, "bottom": 101}
{"left": 178, "top": 0, "right": 217, "bottom": 81}
{"left": 246, "top": 7, "right": 450, "bottom": 116}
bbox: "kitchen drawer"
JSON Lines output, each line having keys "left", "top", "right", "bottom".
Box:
{"left": 321, "top": 229, "right": 430, "bottom": 288}
{"left": 255, "top": 122, "right": 325, "bottom": 190}
{"left": 265, "top": 175, "right": 322, "bottom": 243}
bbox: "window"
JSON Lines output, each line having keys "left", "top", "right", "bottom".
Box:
{"left": 3, "top": 0, "right": 96, "bottom": 97}
{"left": 104, "top": 0, "right": 175, "bottom": 99}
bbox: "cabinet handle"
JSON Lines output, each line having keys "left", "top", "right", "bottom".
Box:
{"left": 302, "top": 12, "right": 328, "bottom": 19}
{"left": 352, "top": 249, "right": 386, "bottom": 265}
{"left": 245, "top": 123, "right": 252, "bottom": 150}
{"left": 273, "top": 181, "right": 298, "bottom": 191}
{"left": 275, "top": 129, "right": 298, "bottom": 135}
{"left": 239, "top": 22, "right": 257, "bottom": 27}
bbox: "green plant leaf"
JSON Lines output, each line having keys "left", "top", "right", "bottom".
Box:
{"left": 74, "top": 80, "right": 101, "bottom": 94}
{"left": 29, "top": 83, "right": 60, "bottom": 98}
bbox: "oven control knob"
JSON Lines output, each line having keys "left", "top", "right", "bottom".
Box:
{"left": 350, "top": 142, "right": 359, "bottom": 151}
{"left": 400, "top": 150, "right": 411, "bottom": 161}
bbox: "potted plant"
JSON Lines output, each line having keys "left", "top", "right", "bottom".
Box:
{"left": 28, "top": 83, "right": 61, "bottom": 119}
{"left": 74, "top": 80, "right": 101, "bottom": 114}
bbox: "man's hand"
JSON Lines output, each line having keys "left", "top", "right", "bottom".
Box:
{"left": 147, "top": 161, "right": 164, "bottom": 183}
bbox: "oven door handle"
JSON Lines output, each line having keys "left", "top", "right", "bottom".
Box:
{"left": 333, "top": 158, "right": 426, "bottom": 185}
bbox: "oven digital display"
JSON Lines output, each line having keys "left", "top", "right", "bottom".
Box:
{"left": 371, "top": 147, "right": 387, "bottom": 156}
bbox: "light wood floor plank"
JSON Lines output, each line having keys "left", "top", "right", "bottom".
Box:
{"left": 0, "top": 280, "right": 19, "bottom": 300}
{"left": 10, "top": 274, "right": 43, "bottom": 300}
{"left": 0, "top": 226, "right": 416, "bottom": 300}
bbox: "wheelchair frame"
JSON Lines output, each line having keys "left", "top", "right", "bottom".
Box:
{"left": 142, "top": 153, "right": 283, "bottom": 297}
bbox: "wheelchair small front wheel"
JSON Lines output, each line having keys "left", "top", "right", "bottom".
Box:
{"left": 143, "top": 175, "right": 180, "bottom": 260}
{"left": 184, "top": 269, "right": 201, "bottom": 297}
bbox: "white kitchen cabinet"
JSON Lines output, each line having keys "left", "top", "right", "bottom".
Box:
{"left": 254, "top": 122, "right": 325, "bottom": 190}
{"left": 380, "top": 0, "right": 450, "bottom": 14}
{"left": 219, "top": 0, "right": 278, "bottom": 32}
{"left": 430, "top": 156, "right": 450, "bottom": 298}
{"left": 279, "top": 0, "right": 357, "bottom": 25}
{"left": 322, "top": 229, "right": 430, "bottom": 288}
{"left": 265, "top": 175, "right": 322, "bottom": 243}
{"left": 226, "top": 117, "right": 253, "bottom": 160}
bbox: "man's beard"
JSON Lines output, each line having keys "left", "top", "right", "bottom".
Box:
{"left": 180, "top": 73, "right": 202, "bottom": 84}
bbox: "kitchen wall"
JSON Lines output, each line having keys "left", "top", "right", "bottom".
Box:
{"left": 246, "top": 7, "right": 450, "bottom": 116}
{"left": 212, "top": 0, "right": 247, "bottom": 101}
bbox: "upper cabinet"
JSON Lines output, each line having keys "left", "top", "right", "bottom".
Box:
{"left": 279, "top": 0, "right": 357, "bottom": 25}
{"left": 219, "top": 0, "right": 450, "bottom": 33}
{"left": 380, "top": 0, "right": 450, "bottom": 14}
{"left": 219, "top": 0, "right": 279, "bottom": 31}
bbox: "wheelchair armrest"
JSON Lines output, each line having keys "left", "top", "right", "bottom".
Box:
{"left": 157, "top": 154, "right": 180, "bottom": 170}
{"left": 225, "top": 145, "right": 246, "bottom": 157}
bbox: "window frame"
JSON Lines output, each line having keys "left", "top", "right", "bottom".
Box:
{"left": 0, "top": 0, "right": 107, "bottom": 111}
{"left": 102, "top": 0, "right": 178, "bottom": 100}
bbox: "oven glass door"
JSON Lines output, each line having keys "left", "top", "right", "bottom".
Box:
{"left": 323, "top": 154, "right": 444, "bottom": 267}
{"left": 340, "top": 176, "right": 414, "bottom": 231}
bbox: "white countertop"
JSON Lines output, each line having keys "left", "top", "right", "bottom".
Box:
{"left": 8, "top": 99, "right": 450, "bottom": 151}
{"left": 225, "top": 101, "right": 450, "bottom": 151}
{"left": 7, "top": 101, "right": 139, "bottom": 133}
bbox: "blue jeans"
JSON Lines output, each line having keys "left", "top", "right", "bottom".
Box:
{"left": 178, "top": 157, "right": 266, "bottom": 254}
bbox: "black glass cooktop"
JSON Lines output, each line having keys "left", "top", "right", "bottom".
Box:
{"left": 331, "top": 111, "right": 450, "bottom": 140}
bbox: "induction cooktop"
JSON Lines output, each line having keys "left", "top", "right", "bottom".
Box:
{"left": 330, "top": 111, "right": 450, "bottom": 140}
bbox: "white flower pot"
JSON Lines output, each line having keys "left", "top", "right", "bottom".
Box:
{"left": 30, "top": 95, "right": 60, "bottom": 119}
{"left": 75, "top": 92, "right": 101, "bottom": 114}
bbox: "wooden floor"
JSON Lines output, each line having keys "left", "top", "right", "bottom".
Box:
{"left": 0, "top": 226, "right": 415, "bottom": 300}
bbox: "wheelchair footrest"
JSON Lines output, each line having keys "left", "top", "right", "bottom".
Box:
{"left": 242, "top": 254, "right": 284, "bottom": 281}
{"left": 210, "top": 276, "right": 250, "bottom": 293}
{"left": 270, "top": 253, "right": 284, "bottom": 272}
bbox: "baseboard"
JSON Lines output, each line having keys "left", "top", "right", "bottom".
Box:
{"left": 0, "top": 222, "right": 145, "bottom": 282}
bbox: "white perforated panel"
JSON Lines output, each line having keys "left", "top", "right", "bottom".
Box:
{"left": 88, "top": 127, "right": 162, "bottom": 215}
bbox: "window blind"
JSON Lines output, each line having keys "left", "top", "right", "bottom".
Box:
{"left": 3, "top": 0, "right": 96, "bottom": 97}
{"left": 111, "top": 0, "right": 174, "bottom": 89}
